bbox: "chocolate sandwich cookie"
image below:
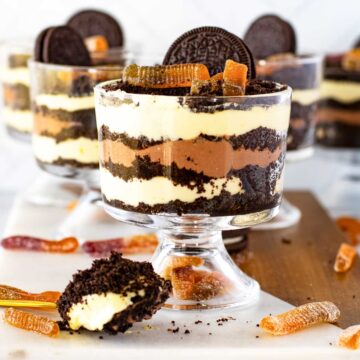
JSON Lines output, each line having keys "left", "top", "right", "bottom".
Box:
{"left": 354, "top": 37, "right": 360, "bottom": 49}
{"left": 35, "top": 26, "right": 91, "bottom": 66}
{"left": 67, "top": 9, "right": 124, "bottom": 48}
{"left": 244, "top": 14, "right": 296, "bottom": 59}
{"left": 163, "top": 26, "right": 256, "bottom": 78}
{"left": 57, "top": 252, "right": 171, "bottom": 334}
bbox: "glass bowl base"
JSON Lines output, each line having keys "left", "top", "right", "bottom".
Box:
{"left": 152, "top": 230, "right": 260, "bottom": 310}
{"left": 5, "top": 126, "right": 31, "bottom": 143}
{"left": 286, "top": 146, "right": 314, "bottom": 162}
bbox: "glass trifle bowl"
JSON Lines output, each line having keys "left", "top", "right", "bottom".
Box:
{"left": 95, "top": 78, "right": 291, "bottom": 310}
{"left": 28, "top": 56, "right": 131, "bottom": 238}
{"left": 256, "top": 54, "right": 322, "bottom": 229}
{"left": 0, "top": 39, "right": 33, "bottom": 142}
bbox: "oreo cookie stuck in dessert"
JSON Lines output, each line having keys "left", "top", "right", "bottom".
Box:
{"left": 67, "top": 9, "right": 124, "bottom": 48}
{"left": 163, "top": 26, "right": 256, "bottom": 78}
{"left": 244, "top": 14, "right": 296, "bottom": 59}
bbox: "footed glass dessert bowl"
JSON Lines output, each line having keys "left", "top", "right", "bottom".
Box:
{"left": 95, "top": 73, "right": 291, "bottom": 310}
{"left": 255, "top": 54, "right": 322, "bottom": 229}
{"left": 0, "top": 39, "right": 33, "bottom": 142}
{"left": 28, "top": 56, "right": 130, "bottom": 239}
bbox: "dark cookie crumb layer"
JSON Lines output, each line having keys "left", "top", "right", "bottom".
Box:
{"left": 99, "top": 125, "right": 286, "bottom": 151}
{"left": 102, "top": 79, "right": 286, "bottom": 96}
{"left": 33, "top": 105, "right": 96, "bottom": 124}
{"left": 101, "top": 152, "right": 285, "bottom": 191}
{"left": 57, "top": 252, "right": 171, "bottom": 334}
{"left": 102, "top": 157, "right": 284, "bottom": 216}
{"left": 316, "top": 122, "right": 360, "bottom": 148}
{"left": 37, "top": 158, "right": 98, "bottom": 169}
{"left": 287, "top": 101, "right": 317, "bottom": 151}
{"left": 104, "top": 190, "right": 281, "bottom": 217}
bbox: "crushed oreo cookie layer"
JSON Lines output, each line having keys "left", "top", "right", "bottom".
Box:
{"left": 102, "top": 79, "right": 287, "bottom": 96}
{"left": 57, "top": 252, "right": 171, "bottom": 334}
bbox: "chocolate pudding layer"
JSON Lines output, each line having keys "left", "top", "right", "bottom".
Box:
{"left": 1, "top": 52, "right": 32, "bottom": 135}
{"left": 317, "top": 68, "right": 360, "bottom": 148}
{"left": 95, "top": 80, "right": 290, "bottom": 216}
{"left": 257, "top": 55, "right": 321, "bottom": 151}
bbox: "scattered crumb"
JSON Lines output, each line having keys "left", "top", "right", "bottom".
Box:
{"left": 329, "top": 342, "right": 333, "bottom": 346}
{"left": 256, "top": 324, "right": 259, "bottom": 327}
{"left": 168, "top": 327, "right": 179, "bottom": 334}
{"left": 353, "top": 295, "right": 356, "bottom": 299}
{"left": 184, "top": 329, "right": 191, "bottom": 334}
{"left": 218, "top": 323, "right": 223, "bottom": 326}
{"left": 207, "top": 323, "right": 210, "bottom": 326}
{"left": 195, "top": 320, "right": 202, "bottom": 325}
{"left": 306, "top": 297, "right": 311, "bottom": 301}
{"left": 209, "top": 332, "right": 212, "bottom": 335}
{"left": 69, "top": 331, "right": 74, "bottom": 335}
{"left": 143, "top": 325, "right": 153, "bottom": 331}
{"left": 171, "top": 320, "right": 175, "bottom": 326}
{"left": 99, "top": 336, "right": 104, "bottom": 340}
{"left": 256, "top": 336, "right": 259, "bottom": 339}
{"left": 281, "top": 238, "right": 292, "bottom": 245}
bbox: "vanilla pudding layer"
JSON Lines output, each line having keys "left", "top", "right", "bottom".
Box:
{"left": 2, "top": 67, "right": 32, "bottom": 134}
{"left": 33, "top": 93, "right": 98, "bottom": 167}
{"left": 292, "top": 88, "right": 320, "bottom": 106}
{"left": 33, "top": 135, "right": 99, "bottom": 168}
{"left": 1, "top": 67, "right": 30, "bottom": 86}
{"left": 317, "top": 79, "right": 360, "bottom": 147}
{"left": 320, "top": 80, "right": 360, "bottom": 103}
{"left": 3, "top": 107, "right": 32, "bottom": 133}
{"left": 96, "top": 93, "right": 290, "bottom": 141}
{"left": 97, "top": 90, "right": 289, "bottom": 216}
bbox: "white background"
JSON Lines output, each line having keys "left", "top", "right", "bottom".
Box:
{"left": 0, "top": 0, "right": 359, "bottom": 56}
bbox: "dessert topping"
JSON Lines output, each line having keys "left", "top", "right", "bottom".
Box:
{"left": 334, "top": 243, "right": 357, "bottom": 273}
{"left": 336, "top": 217, "right": 360, "bottom": 244}
{"left": 84, "top": 35, "right": 109, "bottom": 53}
{"left": 82, "top": 233, "right": 158, "bottom": 257}
{"left": 339, "top": 325, "right": 360, "bottom": 350}
{"left": 342, "top": 48, "right": 360, "bottom": 72}
{"left": 1, "top": 235, "right": 79, "bottom": 253}
{"left": 260, "top": 301, "right": 340, "bottom": 335}
{"left": 123, "top": 63, "right": 210, "bottom": 88}
{"left": 0, "top": 285, "right": 61, "bottom": 303}
{"left": 223, "top": 59, "right": 248, "bottom": 96}
{"left": 163, "top": 26, "right": 256, "bottom": 78}
{"left": 4, "top": 307, "right": 59, "bottom": 337}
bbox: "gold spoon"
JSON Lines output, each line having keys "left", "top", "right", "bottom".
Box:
{"left": 0, "top": 300, "right": 57, "bottom": 309}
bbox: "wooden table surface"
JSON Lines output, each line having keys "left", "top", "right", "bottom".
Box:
{"left": 237, "top": 191, "right": 360, "bottom": 329}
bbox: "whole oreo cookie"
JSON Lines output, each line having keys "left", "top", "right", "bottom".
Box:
{"left": 67, "top": 9, "right": 124, "bottom": 48}
{"left": 163, "top": 26, "right": 256, "bottom": 78}
{"left": 244, "top": 14, "right": 296, "bottom": 59}
{"left": 34, "top": 27, "right": 53, "bottom": 62}
{"left": 35, "top": 26, "right": 91, "bottom": 66}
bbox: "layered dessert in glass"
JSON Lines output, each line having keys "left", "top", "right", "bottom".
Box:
{"left": 317, "top": 49, "right": 360, "bottom": 148}
{"left": 95, "top": 60, "right": 291, "bottom": 309}
{"left": 96, "top": 71, "right": 290, "bottom": 217}
{"left": 244, "top": 15, "right": 322, "bottom": 158}
{"left": 0, "top": 40, "right": 32, "bottom": 141}
{"left": 29, "top": 24, "right": 130, "bottom": 186}
{"left": 95, "top": 25, "right": 292, "bottom": 309}
{"left": 30, "top": 61, "right": 124, "bottom": 182}
{"left": 257, "top": 54, "right": 322, "bottom": 157}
